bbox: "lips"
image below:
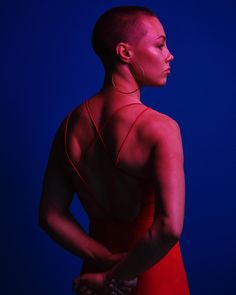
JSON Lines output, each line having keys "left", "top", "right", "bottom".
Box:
{"left": 164, "top": 67, "right": 171, "bottom": 75}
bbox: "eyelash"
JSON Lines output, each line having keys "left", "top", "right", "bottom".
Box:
{"left": 158, "top": 45, "right": 165, "bottom": 49}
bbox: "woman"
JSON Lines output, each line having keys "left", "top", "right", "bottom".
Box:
{"left": 39, "top": 5, "right": 190, "bottom": 295}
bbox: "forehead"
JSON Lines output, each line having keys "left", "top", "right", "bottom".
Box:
{"left": 141, "top": 16, "right": 166, "bottom": 41}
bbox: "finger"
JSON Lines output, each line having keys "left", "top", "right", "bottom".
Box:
{"left": 108, "top": 283, "right": 132, "bottom": 295}
{"left": 113, "top": 278, "right": 138, "bottom": 288}
{"left": 109, "top": 280, "right": 127, "bottom": 292}
{"left": 111, "top": 280, "right": 136, "bottom": 294}
{"left": 122, "top": 278, "right": 138, "bottom": 286}
{"left": 110, "top": 283, "right": 135, "bottom": 294}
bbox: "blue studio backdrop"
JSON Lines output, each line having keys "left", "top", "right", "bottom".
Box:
{"left": 1, "top": 0, "right": 235, "bottom": 294}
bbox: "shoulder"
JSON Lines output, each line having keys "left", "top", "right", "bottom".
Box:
{"left": 142, "top": 108, "right": 184, "bottom": 174}
{"left": 141, "top": 107, "right": 181, "bottom": 146}
{"left": 59, "top": 101, "right": 88, "bottom": 140}
{"left": 49, "top": 103, "right": 84, "bottom": 157}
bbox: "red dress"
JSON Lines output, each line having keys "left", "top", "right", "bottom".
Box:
{"left": 64, "top": 99, "right": 190, "bottom": 295}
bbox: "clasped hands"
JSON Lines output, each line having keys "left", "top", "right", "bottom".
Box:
{"left": 73, "top": 252, "right": 138, "bottom": 295}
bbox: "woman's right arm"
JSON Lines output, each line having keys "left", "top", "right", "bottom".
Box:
{"left": 39, "top": 120, "right": 137, "bottom": 294}
{"left": 106, "top": 116, "right": 186, "bottom": 281}
{"left": 38, "top": 120, "right": 116, "bottom": 269}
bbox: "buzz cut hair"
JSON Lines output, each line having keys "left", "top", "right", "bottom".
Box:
{"left": 91, "top": 6, "right": 158, "bottom": 70}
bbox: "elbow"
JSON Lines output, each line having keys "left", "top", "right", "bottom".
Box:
{"left": 160, "top": 228, "right": 181, "bottom": 245}
{"left": 38, "top": 208, "right": 65, "bottom": 230}
{"left": 38, "top": 209, "right": 56, "bottom": 230}
{"left": 150, "top": 217, "right": 183, "bottom": 246}
{"left": 163, "top": 216, "right": 183, "bottom": 241}
{"left": 168, "top": 228, "right": 182, "bottom": 242}
{"left": 163, "top": 221, "right": 183, "bottom": 242}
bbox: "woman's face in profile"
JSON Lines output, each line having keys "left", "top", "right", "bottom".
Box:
{"left": 131, "top": 16, "right": 174, "bottom": 87}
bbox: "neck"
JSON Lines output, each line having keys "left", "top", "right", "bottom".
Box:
{"left": 100, "top": 66, "right": 142, "bottom": 103}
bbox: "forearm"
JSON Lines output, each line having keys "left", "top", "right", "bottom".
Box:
{"left": 106, "top": 219, "right": 179, "bottom": 280}
{"left": 39, "top": 210, "right": 112, "bottom": 268}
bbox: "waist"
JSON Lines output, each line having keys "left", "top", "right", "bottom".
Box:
{"left": 89, "top": 215, "right": 154, "bottom": 225}
{"left": 89, "top": 216, "right": 154, "bottom": 253}
{"left": 89, "top": 195, "right": 155, "bottom": 226}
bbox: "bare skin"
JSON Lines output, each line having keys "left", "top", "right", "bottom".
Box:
{"left": 39, "top": 15, "right": 182, "bottom": 295}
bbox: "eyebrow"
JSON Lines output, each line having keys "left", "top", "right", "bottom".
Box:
{"left": 155, "top": 35, "right": 166, "bottom": 41}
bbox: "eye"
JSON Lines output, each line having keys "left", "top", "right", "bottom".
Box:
{"left": 157, "top": 44, "right": 165, "bottom": 49}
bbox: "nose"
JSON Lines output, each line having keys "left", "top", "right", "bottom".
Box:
{"left": 167, "top": 53, "right": 174, "bottom": 62}
{"left": 165, "top": 46, "right": 174, "bottom": 62}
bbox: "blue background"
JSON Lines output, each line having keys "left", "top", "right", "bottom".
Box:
{"left": 1, "top": 0, "right": 235, "bottom": 294}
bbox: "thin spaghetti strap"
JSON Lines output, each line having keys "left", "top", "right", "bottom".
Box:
{"left": 85, "top": 99, "right": 142, "bottom": 151}
{"left": 64, "top": 111, "right": 111, "bottom": 216}
{"left": 85, "top": 100, "right": 107, "bottom": 150}
{"left": 115, "top": 107, "right": 150, "bottom": 165}
{"left": 64, "top": 112, "right": 93, "bottom": 191}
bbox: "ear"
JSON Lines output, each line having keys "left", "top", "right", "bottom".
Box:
{"left": 115, "top": 42, "right": 133, "bottom": 63}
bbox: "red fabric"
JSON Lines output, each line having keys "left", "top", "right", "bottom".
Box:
{"left": 80, "top": 210, "right": 190, "bottom": 295}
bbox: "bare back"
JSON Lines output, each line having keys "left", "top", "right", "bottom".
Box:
{"left": 61, "top": 94, "right": 174, "bottom": 221}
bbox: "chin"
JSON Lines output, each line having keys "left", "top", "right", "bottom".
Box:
{"left": 141, "top": 74, "right": 168, "bottom": 87}
{"left": 156, "top": 76, "right": 168, "bottom": 87}
{"left": 159, "top": 79, "right": 168, "bottom": 87}
{"left": 144, "top": 79, "right": 167, "bottom": 87}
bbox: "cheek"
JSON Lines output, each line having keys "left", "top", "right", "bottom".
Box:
{"left": 142, "top": 51, "right": 163, "bottom": 72}
{"left": 137, "top": 47, "right": 156, "bottom": 59}
{"left": 143, "top": 48, "right": 163, "bottom": 64}
{"left": 135, "top": 47, "right": 164, "bottom": 77}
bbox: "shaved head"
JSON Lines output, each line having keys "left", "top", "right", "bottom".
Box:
{"left": 91, "top": 6, "right": 159, "bottom": 70}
